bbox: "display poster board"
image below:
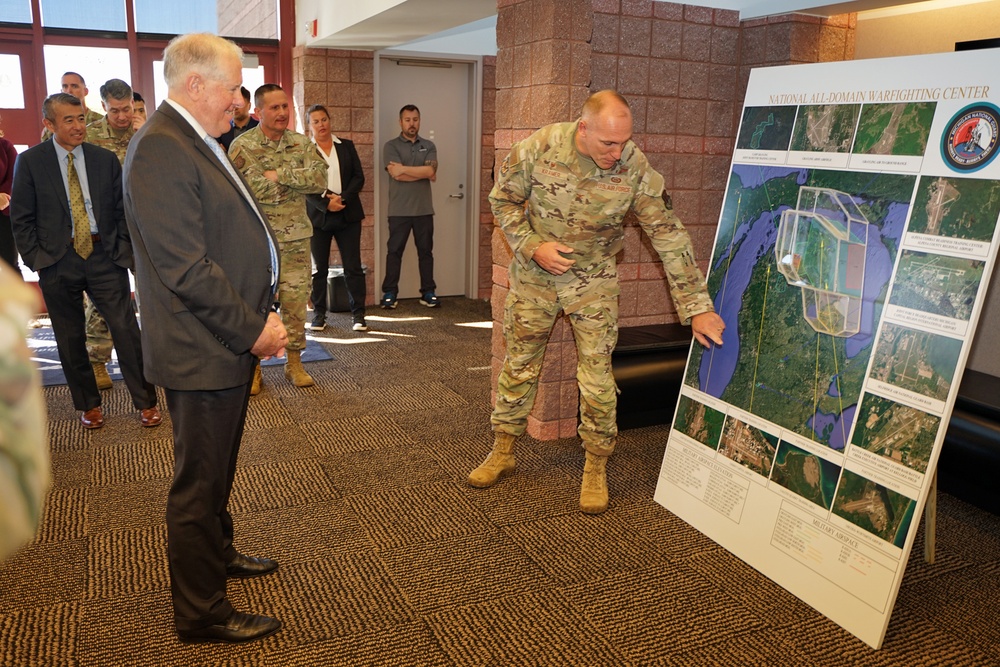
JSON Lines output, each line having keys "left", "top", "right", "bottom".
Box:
{"left": 654, "top": 49, "right": 1000, "bottom": 649}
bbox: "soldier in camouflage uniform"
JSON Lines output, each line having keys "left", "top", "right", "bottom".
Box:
{"left": 82, "top": 79, "right": 143, "bottom": 390}
{"left": 87, "top": 78, "right": 142, "bottom": 162}
{"left": 470, "top": 90, "right": 726, "bottom": 514}
{"left": 230, "top": 84, "right": 327, "bottom": 391}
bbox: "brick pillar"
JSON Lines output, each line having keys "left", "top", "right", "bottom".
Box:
{"left": 491, "top": 0, "right": 594, "bottom": 441}
{"left": 292, "top": 47, "right": 377, "bottom": 306}
{"left": 490, "top": 0, "right": 855, "bottom": 442}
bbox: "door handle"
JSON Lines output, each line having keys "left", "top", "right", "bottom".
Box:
{"left": 449, "top": 193, "right": 464, "bottom": 199}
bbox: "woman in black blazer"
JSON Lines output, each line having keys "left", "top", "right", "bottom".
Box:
{"left": 305, "top": 104, "right": 368, "bottom": 332}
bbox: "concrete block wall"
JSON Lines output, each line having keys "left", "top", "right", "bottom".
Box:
{"left": 218, "top": 0, "right": 278, "bottom": 40}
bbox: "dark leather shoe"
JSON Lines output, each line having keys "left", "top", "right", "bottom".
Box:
{"left": 225, "top": 552, "right": 279, "bottom": 578}
{"left": 81, "top": 407, "right": 104, "bottom": 429}
{"left": 140, "top": 407, "right": 162, "bottom": 427}
{"left": 177, "top": 611, "right": 281, "bottom": 644}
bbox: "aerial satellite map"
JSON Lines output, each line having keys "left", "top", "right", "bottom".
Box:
{"left": 684, "top": 166, "right": 917, "bottom": 450}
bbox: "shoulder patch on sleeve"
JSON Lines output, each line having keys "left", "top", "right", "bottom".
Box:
{"left": 500, "top": 156, "right": 510, "bottom": 175}
{"left": 233, "top": 154, "right": 246, "bottom": 170}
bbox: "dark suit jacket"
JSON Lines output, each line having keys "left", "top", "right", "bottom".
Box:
{"left": 10, "top": 140, "right": 133, "bottom": 272}
{"left": 306, "top": 138, "right": 365, "bottom": 230}
{"left": 123, "top": 102, "right": 278, "bottom": 391}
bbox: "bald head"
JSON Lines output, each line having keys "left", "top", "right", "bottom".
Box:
{"left": 575, "top": 90, "right": 633, "bottom": 170}
{"left": 580, "top": 89, "right": 631, "bottom": 123}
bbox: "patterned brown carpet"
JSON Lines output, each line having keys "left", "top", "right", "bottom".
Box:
{"left": 2, "top": 297, "right": 999, "bottom": 666}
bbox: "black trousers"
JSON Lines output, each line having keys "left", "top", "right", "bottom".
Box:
{"left": 310, "top": 217, "right": 366, "bottom": 318}
{"left": 0, "top": 214, "right": 20, "bottom": 271}
{"left": 38, "top": 245, "right": 155, "bottom": 411}
{"left": 164, "top": 380, "right": 253, "bottom": 631}
{"left": 381, "top": 214, "right": 435, "bottom": 295}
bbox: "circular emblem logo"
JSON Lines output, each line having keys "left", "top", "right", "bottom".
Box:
{"left": 941, "top": 103, "right": 1000, "bottom": 172}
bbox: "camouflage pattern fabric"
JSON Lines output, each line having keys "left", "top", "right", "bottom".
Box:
{"left": 229, "top": 127, "right": 326, "bottom": 351}
{"left": 85, "top": 116, "right": 136, "bottom": 165}
{"left": 0, "top": 268, "right": 50, "bottom": 559}
{"left": 229, "top": 126, "right": 327, "bottom": 244}
{"left": 491, "top": 263, "right": 620, "bottom": 455}
{"left": 276, "top": 238, "right": 311, "bottom": 351}
{"left": 489, "top": 120, "right": 715, "bottom": 452}
{"left": 84, "top": 294, "right": 113, "bottom": 363}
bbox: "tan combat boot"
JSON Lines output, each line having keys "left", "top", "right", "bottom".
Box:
{"left": 92, "top": 362, "right": 113, "bottom": 391}
{"left": 468, "top": 433, "right": 517, "bottom": 488}
{"left": 580, "top": 451, "right": 609, "bottom": 514}
{"left": 284, "top": 350, "right": 315, "bottom": 388}
{"left": 250, "top": 365, "right": 263, "bottom": 396}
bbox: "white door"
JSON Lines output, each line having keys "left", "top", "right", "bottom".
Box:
{"left": 377, "top": 57, "right": 474, "bottom": 299}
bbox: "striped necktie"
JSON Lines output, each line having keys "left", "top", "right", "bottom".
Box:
{"left": 67, "top": 153, "right": 92, "bottom": 259}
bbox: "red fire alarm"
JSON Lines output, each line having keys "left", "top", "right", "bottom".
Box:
{"left": 308, "top": 19, "right": 318, "bottom": 38}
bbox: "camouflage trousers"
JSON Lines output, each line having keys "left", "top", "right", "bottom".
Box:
{"left": 277, "top": 237, "right": 311, "bottom": 351}
{"left": 491, "top": 263, "right": 620, "bottom": 456}
{"left": 84, "top": 293, "right": 113, "bottom": 364}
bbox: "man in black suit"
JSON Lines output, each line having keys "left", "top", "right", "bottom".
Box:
{"left": 123, "top": 33, "right": 287, "bottom": 644}
{"left": 305, "top": 103, "right": 368, "bottom": 332}
{"left": 11, "top": 93, "right": 160, "bottom": 430}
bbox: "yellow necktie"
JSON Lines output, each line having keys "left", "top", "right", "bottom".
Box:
{"left": 67, "top": 153, "right": 92, "bottom": 259}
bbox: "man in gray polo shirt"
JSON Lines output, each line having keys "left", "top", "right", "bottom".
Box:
{"left": 381, "top": 104, "right": 439, "bottom": 308}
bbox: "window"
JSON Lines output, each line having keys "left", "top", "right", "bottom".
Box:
{"left": 39, "top": 0, "right": 125, "bottom": 31}
{"left": 133, "top": 0, "right": 217, "bottom": 35}
{"left": 0, "top": 54, "right": 25, "bottom": 108}
{"left": 0, "top": 0, "right": 32, "bottom": 23}
{"left": 43, "top": 44, "right": 131, "bottom": 114}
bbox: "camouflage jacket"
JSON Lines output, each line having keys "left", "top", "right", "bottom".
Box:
{"left": 86, "top": 116, "right": 136, "bottom": 165}
{"left": 490, "top": 121, "right": 714, "bottom": 323}
{"left": 229, "top": 126, "right": 327, "bottom": 243}
{"left": 0, "top": 268, "right": 50, "bottom": 559}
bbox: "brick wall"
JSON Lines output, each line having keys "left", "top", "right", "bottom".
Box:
{"left": 590, "top": 1, "right": 742, "bottom": 330}
{"left": 291, "top": 47, "right": 376, "bottom": 305}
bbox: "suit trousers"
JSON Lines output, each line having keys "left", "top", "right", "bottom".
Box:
{"left": 381, "top": 214, "right": 435, "bottom": 295}
{"left": 164, "top": 380, "right": 253, "bottom": 631}
{"left": 310, "top": 217, "right": 366, "bottom": 318}
{"left": 38, "top": 244, "right": 155, "bottom": 411}
{"left": 0, "top": 214, "right": 19, "bottom": 270}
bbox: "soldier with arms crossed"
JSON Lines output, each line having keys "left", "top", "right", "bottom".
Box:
{"left": 229, "top": 84, "right": 327, "bottom": 392}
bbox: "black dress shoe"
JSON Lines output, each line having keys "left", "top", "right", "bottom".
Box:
{"left": 178, "top": 611, "right": 281, "bottom": 644}
{"left": 225, "top": 552, "right": 279, "bottom": 578}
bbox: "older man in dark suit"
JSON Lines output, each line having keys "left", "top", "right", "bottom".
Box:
{"left": 11, "top": 93, "right": 160, "bottom": 430}
{"left": 123, "top": 33, "right": 287, "bottom": 644}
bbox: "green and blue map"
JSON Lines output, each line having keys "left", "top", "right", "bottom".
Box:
{"left": 684, "top": 166, "right": 917, "bottom": 450}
